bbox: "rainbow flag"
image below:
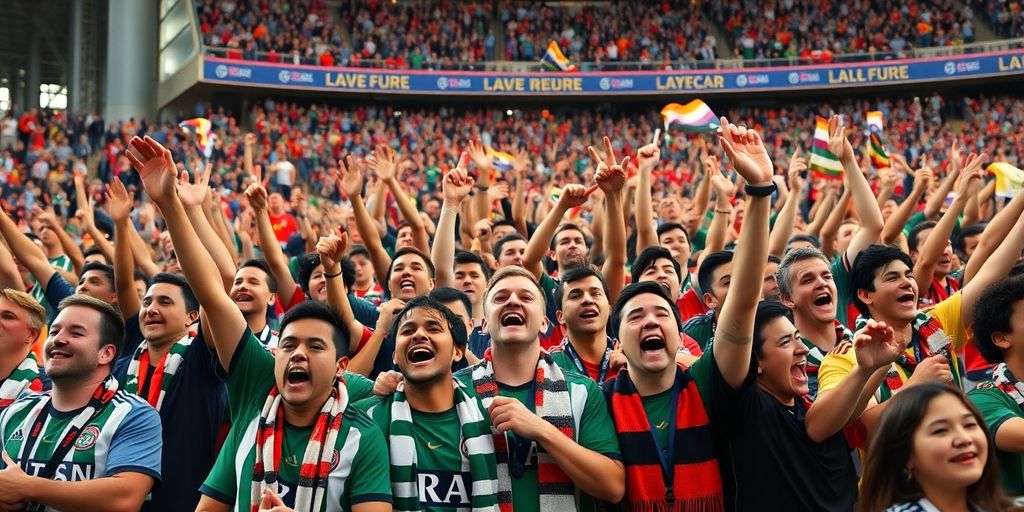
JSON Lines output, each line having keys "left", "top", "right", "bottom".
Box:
{"left": 660, "top": 100, "right": 720, "bottom": 133}
{"left": 179, "top": 117, "right": 213, "bottom": 158}
{"left": 989, "top": 162, "right": 1024, "bottom": 198}
{"left": 866, "top": 111, "right": 884, "bottom": 134}
{"left": 540, "top": 41, "right": 577, "bottom": 72}
{"left": 809, "top": 116, "right": 844, "bottom": 180}
{"left": 486, "top": 147, "right": 515, "bottom": 173}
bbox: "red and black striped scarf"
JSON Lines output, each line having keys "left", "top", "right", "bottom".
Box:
{"left": 607, "top": 364, "right": 724, "bottom": 512}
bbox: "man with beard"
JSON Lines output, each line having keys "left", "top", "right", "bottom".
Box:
{"left": 0, "top": 290, "right": 48, "bottom": 411}
{"left": 124, "top": 135, "right": 392, "bottom": 512}
{"left": 355, "top": 297, "right": 499, "bottom": 511}
{"left": 0, "top": 295, "right": 161, "bottom": 512}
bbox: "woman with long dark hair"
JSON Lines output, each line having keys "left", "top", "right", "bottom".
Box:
{"left": 860, "top": 383, "right": 1018, "bottom": 512}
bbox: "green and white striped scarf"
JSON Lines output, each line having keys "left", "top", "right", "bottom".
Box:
{"left": 376, "top": 380, "right": 499, "bottom": 512}
{"left": 0, "top": 352, "right": 42, "bottom": 411}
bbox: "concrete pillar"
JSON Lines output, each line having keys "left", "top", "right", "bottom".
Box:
{"left": 68, "top": 0, "right": 83, "bottom": 115}
{"left": 104, "top": 0, "right": 157, "bottom": 121}
{"left": 26, "top": 30, "right": 40, "bottom": 109}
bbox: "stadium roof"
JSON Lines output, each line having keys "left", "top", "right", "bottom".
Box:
{"left": 0, "top": 0, "right": 90, "bottom": 89}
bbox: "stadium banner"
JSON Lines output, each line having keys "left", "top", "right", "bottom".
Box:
{"left": 202, "top": 50, "right": 1024, "bottom": 96}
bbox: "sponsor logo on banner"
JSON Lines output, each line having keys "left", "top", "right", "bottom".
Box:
{"left": 437, "top": 76, "right": 472, "bottom": 90}
{"left": 213, "top": 64, "right": 252, "bottom": 79}
{"left": 788, "top": 71, "right": 822, "bottom": 84}
{"left": 278, "top": 70, "right": 314, "bottom": 84}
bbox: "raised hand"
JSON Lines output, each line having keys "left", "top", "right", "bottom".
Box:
{"left": 853, "top": 319, "right": 902, "bottom": 371}
{"left": 177, "top": 161, "right": 211, "bottom": 209}
{"left": 366, "top": 144, "right": 398, "bottom": 183}
{"left": 912, "top": 166, "right": 934, "bottom": 193}
{"left": 291, "top": 188, "right": 308, "bottom": 217}
{"left": 316, "top": 232, "right": 350, "bottom": 270}
{"left": 955, "top": 152, "right": 987, "bottom": 198}
{"left": 33, "top": 207, "right": 59, "bottom": 229}
{"left": 467, "top": 139, "right": 493, "bottom": 171}
{"left": 336, "top": 155, "right": 364, "bottom": 200}
{"left": 718, "top": 116, "right": 774, "bottom": 185}
{"left": 512, "top": 147, "right": 530, "bottom": 177}
{"left": 106, "top": 176, "right": 134, "bottom": 223}
{"left": 711, "top": 170, "right": 736, "bottom": 199}
{"left": 588, "top": 136, "right": 629, "bottom": 193}
{"left": 487, "top": 182, "right": 510, "bottom": 203}
{"left": 825, "top": 115, "right": 854, "bottom": 163}
{"left": 442, "top": 152, "right": 474, "bottom": 206}
{"left": 245, "top": 183, "right": 269, "bottom": 213}
{"left": 948, "top": 139, "right": 963, "bottom": 174}
{"left": 637, "top": 129, "right": 662, "bottom": 173}
{"left": 474, "top": 219, "right": 493, "bottom": 242}
{"left": 125, "top": 136, "right": 178, "bottom": 206}
{"left": 557, "top": 183, "right": 596, "bottom": 210}
{"left": 878, "top": 168, "right": 899, "bottom": 190}
{"left": 245, "top": 133, "right": 257, "bottom": 147}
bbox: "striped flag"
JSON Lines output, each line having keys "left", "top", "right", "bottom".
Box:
{"left": 486, "top": 147, "right": 515, "bottom": 173}
{"left": 660, "top": 100, "right": 720, "bottom": 133}
{"left": 540, "top": 41, "right": 577, "bottom": 72}
{"left": 178, "top": 117, "right": 213, "bottom": 158}
{"left": 865, "top": 111, "right": 889, "bottom": 168}
{"left": 809, "top": 116, "right": 844, "bottom": 180}
{"left": 989, "top": 162, "right": 1024, "bottom": 198}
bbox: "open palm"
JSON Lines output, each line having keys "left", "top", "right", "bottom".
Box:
{"left": 126, "top": 136, "right": 177, "bottom": 206}
{"left": 718, "top": 117, "right": 773, "bottom": 184}
{"left": 106, "top": 177, "right": 134, "bottom": 223}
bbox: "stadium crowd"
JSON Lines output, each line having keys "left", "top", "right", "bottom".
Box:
{"left": 193, "top": 0, "right": 1024, "bottom": 70}
{"left": 3, "top": 85, "right": 1024, "bottom": 511}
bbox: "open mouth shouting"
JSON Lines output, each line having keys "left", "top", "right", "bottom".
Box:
{"left": 578, "top": 306, "right": 600, "bottom": 322}
{"left": 233, "top": 292, "right": 254, "bottom": 305}
{"left": 791, "top": 359, "right": 808, "bottom": 385}
{"left": 399, "top": 279, "right": 417, "bottom": 295}
{"left": 406, "top": 342, "right": 437, "bottom": 366}
{"left": 500, "top": 310, "right": 526, "bottom": 327}
{"left": 896, "top": 291, "right": 916, "bottom": 308}
{"left": 637, "top": 332, "right": 668, "bottom": 362}
{"left": 285, "top": 365, "right": 311, "bottom": 391}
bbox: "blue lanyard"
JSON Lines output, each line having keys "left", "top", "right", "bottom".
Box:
{"left": 647, "top": 377, "right": 681, "bottom": 503}
{"left": 561, "top": 338, "right": 611, "bottom": 382}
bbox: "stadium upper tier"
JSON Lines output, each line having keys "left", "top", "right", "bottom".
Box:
{"left": 194, "top": 0, "right": 1021, "bottom": 70}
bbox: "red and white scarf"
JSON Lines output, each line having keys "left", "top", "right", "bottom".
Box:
{"left": 250, "top": 378, "right": 349, "bottom": 512}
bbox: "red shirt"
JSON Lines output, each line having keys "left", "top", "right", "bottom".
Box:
{"left": 268, "top": 212, "right": 299, "bottom": 245}
{"left": 677, "top": 288, "right": 710, "bottom": 322}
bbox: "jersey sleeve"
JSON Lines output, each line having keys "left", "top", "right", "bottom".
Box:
{"left": 344, "top": 372, "right": 376, "bottom": 403}
{"left": 968, "top": 387, "right": 1022, "bottom": 437}
{"left": 199, "top": 424, "right": 241, "bottom": 505}
{"left": 817, "top": 347, "right": 858, "bottom": 396}
{"left": 347, "top": 422, "right": 394, "bottom": 506}
{"left": 224, "top": 327, "right": 276, "bottom": 421}
{"left": 831, "top": 255, "right": 854, "bottom": 328}
{"left": 105, "top": 401, "right": 163, "bottom": 482}
{"left": 43, "top": 272, "right": 77, "bottom": 312}
{"left": 929, "top": 291, "right": 966, "bottom": 350}
{"left": 575, "top": 378, "right": 621, "bottom": 461}
{"left": 349, "top": 294, "right": 380, "bottom": 328}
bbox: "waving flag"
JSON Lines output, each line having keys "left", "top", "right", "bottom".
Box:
{"left": 541, "top": 41, "right": 577, "bottom": 72}
{"left": 989, "top": 162, "right": 1024, "bottom": 198}
{"left": 865, "top": 111, "right": 889, "bottom": 168}
{"left": 809, "top": 116, "right": 844, "bottom": 180}
{"left": 660, "top": 100, "right": 720, "bottom": 133}
{"left": 486, "top": 147, "right": 515, "bottom": 173}
{"left": 179, "top": 117, "right": 213, "bottom": 158}
{"left": 866, "top": 111, "right": 885, "bottom": 134}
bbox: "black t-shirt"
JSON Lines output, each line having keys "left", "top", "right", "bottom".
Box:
{"left": 115, "top": 314, "right": 227, "bottom": 512}
{"left": 708, "top": 356, "right": 857, "bottom": 511}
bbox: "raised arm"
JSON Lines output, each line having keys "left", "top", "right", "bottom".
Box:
{"left": 804, "top": 185, "right": 836, "bottom": 239}
{"left": 370, "top": 145, "right": 429, "bottom": 254}
{"left": 964, "top": 184, "right": 1024, "bottom": 285}
{"left": 881, "top": 166, "right": 931, "bottom": 245}
{"left": 703, "top": 156, "right": 736, "bottom": 256}
{"left": 207, "top": 189, "right": 239, "bottom": 267}
{"left": 243, "top": 133, "right": 256, "bottom": 178}
{"left": 805, "top": 320, "right": 902, "bottom": 442}
{"left": 317, "top": 233, "right": 365, "bottom": 352}
{"left": 914, "top": 154, "right": 984, "bottom": 294}
{"left": 431, "top": 153, "right": 474, "bottom": 289}
{"left": 177, "top": 163, "right": 236, "bottom": 292}
{"left": 832, "top": 116, "right": 884, "bottom": 265}
{"left": 511, "top": 149, "right": 530, "bottom": 236}
{"left": 924, "top": 148, "right": 961, "bottom": 221}
{"left": 34, "top": 207, "right": 84, "bottom": 277}
{"left": 818, "top": 186, "right": 850, "bottom": 258}
{"left": 247, "top": 182, "right": 300, "bottom": 307}
{"left": 468, "top": 140, "right": 494, "bottom": 227}
{"left": 769, "top": 154, "right": 807, "bottom": 258}
{"left": 338, "top": 156, "right": 392, "bottom": 286}
{"left": 0, "top": 238, "right": 22, "bottom": 290}
{"left": 874, "top": 168, "right": 898, "bottom": 209}
{"left": 590, "top": 136, "right": 629, "bottom": 303}
{"left": 0, "top": 206, "right": 58, "bottom": 290}
{"left": 692, "top": 146, "right": 714, "bottom": 217}
{"left": 107, "top": 177, "right": 141, "bottom": 319}
{"left": 713, "top": 118, "right": 774, "bottom": 389}
{"left": 126, "top": 136, "right": 246, "bottom": 370}
{"left": 522, "top": 184, "right": 595, "bottom": 279}
{"left": 960, "top": 191, "right": 1024, "bottom": 323}
{"left": 635, "top": 133, "right": 661, "bottom": 252}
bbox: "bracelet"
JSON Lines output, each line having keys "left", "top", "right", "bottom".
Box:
{"left": 474, "top": 184, "right": 489, "bottom": 191}
{"left": 714, "top": 209, "right": 732, "bottom": 215}
{"left": 323, "top": 270, "right": 342, "bottom": 279}
{"left": 744, "top": 182, "right": 777, "bottom": 197}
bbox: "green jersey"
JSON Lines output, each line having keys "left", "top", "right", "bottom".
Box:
{"left": 641, "top": 388, "right": 675, "bottom": 449}
{"left": 199, "top": 329, "right": 392, "bottom": 511}
{"left": 31, "top": 254, "right": 73, "bottom": 321}
{"left": 968, "top": 385, "right": 1024, "bottom": 497}
{"left": 356, "top": 396, "right": 476, "bottom": 511}
{"left": 453, "top": 366, "right": 621, "bottom": 512}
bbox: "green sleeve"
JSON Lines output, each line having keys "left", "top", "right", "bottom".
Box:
{"left": 344, "top": 372, "right": 375, "bottom": 403}
{"left": 690, "top": 228, "right": 707, "bottom": 254}
{"left": 199, "top": 424, "right": 242, "bottom": 505}
{"left": 347, "top": 422, "right": 394, "bottom": 506}
{"left": 902, "top": 211, "right": 926, "bottom": 237}
{"left": 225, "top": 329, "right": 277, "bottom": 421}
{"left": 575, "top": 377, "right": 621, "bottom": 460}
{"left": 968, "top": 387, "right": 1021, "bottom": 435}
